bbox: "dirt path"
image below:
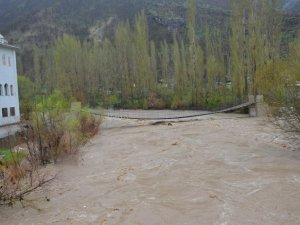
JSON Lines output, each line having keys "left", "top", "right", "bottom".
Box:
{"left": 1, "top": 114, "right": 300, "bottom": 225}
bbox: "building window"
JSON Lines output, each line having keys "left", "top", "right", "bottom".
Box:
{"left": 10, "top": 107, "right": 15, "bottom": 116}
{"left": 2, "top": 55, "right": 6, "bottom": 66}
{"left": 8, "top": 56, "right": 11, "bottom": 66}
{"left": 0, "top": 84, "right": 2, "bottom": 96}
{"left": 10, "top": 85, "right": 13, "bottom": 96}
{"left": 2, "top": 108, "right": 8, "bottom": 117}
{"left": 4, "top": 83, "right": 8, "bottom": 96}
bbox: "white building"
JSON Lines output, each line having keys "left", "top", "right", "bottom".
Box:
{"left": 0, "top": 34, "right": 20, "bottom": 127}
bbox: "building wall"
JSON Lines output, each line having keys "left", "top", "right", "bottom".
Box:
{"left": 0, "top": 46, "right": 20, "bottom": 126}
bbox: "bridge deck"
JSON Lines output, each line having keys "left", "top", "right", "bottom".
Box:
{"left": 92, "top": 100, "right": 255, "bottom": 120}
{"left": 217, "top": 101, "right": 255, "bottom": 113}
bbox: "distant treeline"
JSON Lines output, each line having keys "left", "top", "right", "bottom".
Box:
{"left": 20, "top": 0, "right": 300, "bottom": 109}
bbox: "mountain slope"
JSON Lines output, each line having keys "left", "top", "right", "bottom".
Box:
{"left": 0, "top": 0, "right": 298, "bottom": 69}
{"left": 0, "top": 0, "right": 298, "bottom": 78}
{"left": 1, "top": 0, "right": 298, "bottom": 47}
{"left": 284, "top": 0, "right": 300, "bottom": 13}
{"left": 0, "top": 0, "right": 53, "bottom": 27}
{"left": 0, "top": 0, "right": 231, "bottom": 47}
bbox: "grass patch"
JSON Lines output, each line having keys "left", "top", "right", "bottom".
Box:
{"left": 0, "top": 149, "right": 26, "bottom": 164}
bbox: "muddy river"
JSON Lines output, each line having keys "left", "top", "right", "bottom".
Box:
{"left": 1, "top": 113, "right": 300, "bottom": 225}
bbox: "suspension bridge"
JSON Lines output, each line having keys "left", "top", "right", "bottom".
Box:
{"left": 91, "top": 95, "right": 263, "bottom": 120}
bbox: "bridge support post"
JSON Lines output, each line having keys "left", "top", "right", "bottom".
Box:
{"left": 249, "top": 105, "right": 257, "bottom": 117}
{"left": 248, "top": 95, "right": 267, "bottom": 117}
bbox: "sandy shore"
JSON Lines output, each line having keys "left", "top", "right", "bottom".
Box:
{"left": 1, "top": 113, "right": 300, "bottom": 225}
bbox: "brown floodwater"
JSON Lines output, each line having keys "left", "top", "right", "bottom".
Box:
{"left": 1, "top": 113, "right": 300, "bottom": 225}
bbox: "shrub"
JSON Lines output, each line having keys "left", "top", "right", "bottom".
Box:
{"left": 156, "top": 84, "right": 174, "bottom": 108}
{"left": 0, "top": 145, "right": 53, "bottom": 206}
{"left": 18, "top": 76, "right": 35, "bottom": 120}
{"left": 145, "top": 93, "right": 166, "bottom": 109}
{"left": 21, "top": 91, "right": 101, "bottom": 164}
{"left": 0, "top": 149, "right": 26, "bottom": 165}
{"left": 126, "top": 99, "right": 145, "bottom": 109}
{"left": 171, "top": 96, "right": 190, "bottom": 109}
{"left": 1, "top": 93, "right": 101, "bottom": 206}
{"left": 206, "top": 95, "right": 222, "bottom": 110}
{"left": 256, "top": 57, "right": 300, "bottom": 133}
{"left": 79, "top": 110, "right": 101, "bottom": 140}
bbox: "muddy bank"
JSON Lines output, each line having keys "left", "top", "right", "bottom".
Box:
{"left": 1, "top": 113, "right": 300, "bottom": 225}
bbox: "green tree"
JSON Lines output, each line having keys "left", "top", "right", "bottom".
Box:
{"left": 18, "top": 76, "right": 35, "bottom": 119}
{"left": 160, "top": 40, "right": 170, "bottom": 84}
{"left": 229, "top": 0, "right": 283, "bottom": 99}
{"left": 32, "top": 46, "right": 42, "bottom": 91}
{"left": 115, "top": 21, "right": 131, "bottom": 104}
{"left": 150, "top": 41, "right": 158, "bottom": 86}
{"left": 205, "top": 27, "right": 226, "bottom": 97}
{"left": 133, "top": 11, "right": 152, "bottom": 99}
{"left": 186, "top": 0, "right": 204, "bottom": 106}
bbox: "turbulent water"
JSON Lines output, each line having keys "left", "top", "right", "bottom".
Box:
{"left": 1, "top": 113, "right": 300, "bottom": 225}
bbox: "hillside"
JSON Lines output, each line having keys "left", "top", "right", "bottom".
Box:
{"left": 0, "top": 0, "right": 232, "bottom": 47}
{"left": 0, "top": 0, "right": 299, "bottom": 77}
{"left": 0, "top": 0, "right": 299, "bottom": 47}
{"left": 284, "top": 0, "right": 300, "bottom": 13}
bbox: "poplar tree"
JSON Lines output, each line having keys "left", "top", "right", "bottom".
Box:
{"left": 173, "top": 35, "right": 183, "bottom": 99}
{"left": 133, "top": 11, "right": 152, "bottom": 99}
{"left": 229, "top": 0, "right": 283, "bottom": 99}
{"left": 32, "top": 46, "right": 42, "bottom": 91}
{"left": 205, "top": 27, "right": 226, "bottom": 97}
{"left": 150, "top": 41, "right": 158, "bottom": 86}
{"left": 229, "top": 0, "right": 249, "bottom": 98}
{"left": 115, "top": 21, "right": 131, "bottom": 103}
{"left": 187, "top": 0, "right": 204, "bottom": 106}
{"left": 160, "top": 40, "right": 170, "bottom": 84}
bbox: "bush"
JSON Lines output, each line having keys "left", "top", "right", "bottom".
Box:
{"left": 0, "top": 154, "right": 54, "bottom": 206}
{"left": 171, "top": 89, "right": 194, "bottom": 109}
{"left": 22, "top": 91, "right": 101, "bottom": 164}
{"left": 1, "top": 92, "right": 101, "bottom": 206}
{"left": 0, "top": 145, "right": 53, "bottom": 206}
{"left": 18, "top": 76, "right": 35, "bottom": 120}
{"left": 126, "top": 99, "right": 145, "bottom": 109}
{"left": 79, "top": 110, "right": 101, "bottom": 140}
{"left": 256, "top": 58, "right": 300, "bottom": 133}
{"left": 102, "top": 92, "right": 122, "bottom": 109}
{"left": 156, "top": 84, "right": 174, "bottom": 108}
{"left": 0, "top": 149, "right": 26, "bottom": 165}
{"left": 144, "top": 93, "right": 166, "bottom": 109}
{"left": 206, "top": 95, "right": 222, "bottom": 110}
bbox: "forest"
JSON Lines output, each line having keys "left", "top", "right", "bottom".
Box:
{"left": 18, "top": 0, "right": 300, "bottom": 112}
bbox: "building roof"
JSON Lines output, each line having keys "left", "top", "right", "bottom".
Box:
{"left": 0, "top": 34, "right": 18, "bottom": 50}
{"left": 0, "top": 33, "right": 8, "bottom": 44}
{"left": 0, "top": 42, "right": 18, "bottom": 50}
